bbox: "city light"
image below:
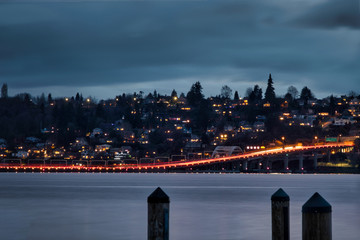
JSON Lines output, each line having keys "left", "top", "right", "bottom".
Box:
{"left": 0, "top": 143, "right": 353, "bottom": 172}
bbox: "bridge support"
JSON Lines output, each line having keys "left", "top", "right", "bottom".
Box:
{"left": 258, "top": 159, "right": 262, "bottom": 170}
{"left": 327, "top": 150, "right": 331, "bottom": 162}
{"left": 234, "top": 161, "right": 241, "bottom": 172}
{"left": 264, "top": 157, "right": 269, "bottom": 170}
{"left": 242, "top": 160, "right": 248, "bottom": 171}
{"left": 299, "top": 153, "right": 304, "bottom": 171}
{"left": 284, "top": 155, "right": 289, "bottom": 171}
{"left": 313, "top": 153, "right": 318, "bottom": 169}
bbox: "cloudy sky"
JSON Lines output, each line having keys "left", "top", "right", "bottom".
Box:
{"left": 0, "top": 0, "right": 359, "bottom": 99}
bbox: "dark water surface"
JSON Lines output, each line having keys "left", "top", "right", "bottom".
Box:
{"left": 0, "top": 173, "right": 359, "bottom": 240}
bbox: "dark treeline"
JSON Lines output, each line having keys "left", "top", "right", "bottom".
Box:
{"left": 0, "top": 75, "right": 358, "bottom": 157}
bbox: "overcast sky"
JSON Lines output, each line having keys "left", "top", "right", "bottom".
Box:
{"left": 0, "top": 0, "right": 359, "bottom": 99}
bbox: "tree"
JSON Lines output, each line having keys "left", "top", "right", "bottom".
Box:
{"left": 170, "top": 89, "right": 178, "bottom": 104}
{"left": 245, "top": 88, "right": 253, "bottom": 98}
{"left": 186, "top": 81, "right": 204, "bottom": 106}
{"left": 48, "top": 93, "right": 52, "bottom": 103}
{"left": 234, "top": 91, "right": 239, "bottom": 100}
{"left": 253, "top": 85, "right": 262, "bottom": 101}
{"left": 75, "top": 93, "right": 80, "bottom": 101}
{"left": 265, "top": 74, "right": 275, "bottom": 103}
{"left": 1, "top": 83, "right": 8, "bottom": 98}
{"left": 38, "top": 93, "right": 46, "bottom": 105}
{"left": 249, "top": 85, "right": 262, "bottom": 103}
{"left": 300, "top": 86, "right": 314, "bottom": 103}
{"left": 24, "top": 93, "right": 31, "bottom": 104}
{"left": 153, "top": 90, "right": 158, "bottom": 99}
{"left": 171, "top": 89, "right": 178, "bottom": 98}
{"left": 220, "top": 85, "right": 232, "bottom": 99}
{"left": 287, "top": 86, "right": 298, "bottom": 100}
{"left": 348, "top": 91, "right": 357, "bottom": 99}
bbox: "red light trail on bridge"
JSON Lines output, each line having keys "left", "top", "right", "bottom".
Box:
{"left": 0, "top": 143, "right": 354, "bottom": 172}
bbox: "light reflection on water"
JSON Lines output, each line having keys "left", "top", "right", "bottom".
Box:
{"left": 0, "top": 173, "right": 359, "bottom": 240}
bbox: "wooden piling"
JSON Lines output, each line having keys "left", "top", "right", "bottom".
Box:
{"left": 302, "top": 192, "right": 332, "bottom": 240}
{"left": 271, "top": 188, "right": 290, "bottom": 240}
{"left": 148, "top": 187, "right": 170, "bottom": 240}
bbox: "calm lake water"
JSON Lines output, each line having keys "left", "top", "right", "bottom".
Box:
{"left": 0, "top": 173, "right": 359, "bottom": 240}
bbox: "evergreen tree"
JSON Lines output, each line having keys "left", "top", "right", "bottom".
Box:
{"left": 249, "top": 85, "right": 262, "bottom": 103}
{"left": 234, "top": 91, "right": 239, "bottom": 100}
{"left": 254, "top": 85, "right": 262, "bottom": 101}
{"left": 249, "top": 91, "right": 256, "bottom": 103}
{"left": 264, "top": 74, "right": 275, "bottom": 103}
{"left": 300, "top": 86, "right": 314, "bottom": 103}
{"left": 48, "top": 93, "right": 52, "bottom": 103}
{"left": 170, "top": 89, "right": 178, "bottom": 104}
{"left": 24, "top": 93, "right": 31, "bottom": 105}
{"left": 186, "top": 81, "right": 204, "bottom": 106}
{"left": 146, "top": 92, "right": 153, "bottom": 99}
{"left": 245, "top": 87, "right": 253, "bottom": 98}
{"left": 40, "top": 93, "right": 46, "bottom": 104}
{"left": 171, "top": 89, "right": 178, "bottom": 98}
{"left": 1, "top": 83, "right": 8, "bottom": 98}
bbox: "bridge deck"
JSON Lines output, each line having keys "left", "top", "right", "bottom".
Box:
{"left": 0, "top": 143, "right": 354, "bottom": 172}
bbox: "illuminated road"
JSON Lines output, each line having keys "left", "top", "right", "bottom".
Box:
{"left": 131, "top": 143, "right": 354, "bottom": 170}
{"left": 0, "top": 143, "right": 354, "bottom": 172}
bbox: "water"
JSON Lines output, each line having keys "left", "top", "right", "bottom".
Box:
{"left": 0, "top": 173, "right": 359, "bottom": 240}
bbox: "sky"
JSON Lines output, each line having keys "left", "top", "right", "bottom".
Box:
{"left": 0, "top": 0, "right": 359, "bottom": 100}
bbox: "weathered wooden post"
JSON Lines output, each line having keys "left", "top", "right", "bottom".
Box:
{"left": 302, "top": 192, "right": 332, "bottom": 240}
{"left": 148, "top": 187, "right": 170, "bottom": 240}
{"left": 271, "top": 188, "right": 290, "bottom": 240}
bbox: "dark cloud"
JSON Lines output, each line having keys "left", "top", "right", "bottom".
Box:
{"left": 293, "top": 0, "right": 360, "bottom": 29}
{"left": 0, "top": 0, "right": 359, "bottom": 98}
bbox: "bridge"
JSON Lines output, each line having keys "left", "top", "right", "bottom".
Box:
{"left": 0, "top": 142, "right": 355, "bottom": 172}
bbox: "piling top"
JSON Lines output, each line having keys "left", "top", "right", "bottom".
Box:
{"left": 302, "top": 192, "right": 331, "bottom": 213}
{"left": 147, "top": 187, "right": 170, "bottom": 203}
{"left": 271, "top": 188, "right": 290, "bottom": 201}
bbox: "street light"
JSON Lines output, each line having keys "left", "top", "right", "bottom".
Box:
{"left": 281, "top": 136, "right": 285, "bottom": 149}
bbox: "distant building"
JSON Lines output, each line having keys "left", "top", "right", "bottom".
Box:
{"left": 333, "top": 117, "right": 356, "bottom": 126}
{"left": 349, "top": 98, "right": 359, "bottom": 106}
{"left": 91, "top": 128, "right": 103, "bottom": 137}
{"left": 253, "top": 121, "right": 265, "bottom": 132}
